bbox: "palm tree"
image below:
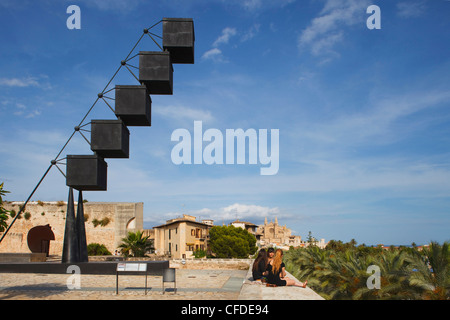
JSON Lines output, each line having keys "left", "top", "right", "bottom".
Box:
{"left": 319, "top": 249, "right": 372, "bottom": 300}
{"left": 285, "top": 242, "right": 450, "bottom": 300}
{"left": 407, "top": 242, "right": 450, "bottom": 300}
{"left": 0, "top": 183, "right": 11, "bottom": 232}
{"left": 354, "top": 249, "right": 417, "bottom": 300}
{"left": 119, "top": 230, "right": 154, "bottom": 258}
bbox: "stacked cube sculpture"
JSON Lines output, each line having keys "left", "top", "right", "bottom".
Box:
{"left": 62, "top": 18, "right": 194, "bottom": 263}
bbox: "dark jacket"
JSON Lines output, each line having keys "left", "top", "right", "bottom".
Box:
{"left": 252, "top": 259, "right": 267, "bottom": 280}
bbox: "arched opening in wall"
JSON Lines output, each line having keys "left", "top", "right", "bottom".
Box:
{"left": 27, "top": 224, "right": 55, "bottom": 257}
{"left": 126, "top": 217, "right": 136, "bottom": 230}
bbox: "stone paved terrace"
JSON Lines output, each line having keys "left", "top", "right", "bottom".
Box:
{"left": 0, "top": 258, "right": 324, "bottom": 300}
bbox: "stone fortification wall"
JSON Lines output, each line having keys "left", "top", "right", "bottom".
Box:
{"left": 0, "top": 201, "right": 143, "bottom": 256}
{"left": 170, "top": 258, "right": 252, "bottom": 270}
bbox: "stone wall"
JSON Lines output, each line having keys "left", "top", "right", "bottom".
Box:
{"left": 170, "top": 258, "right": 252, "bottom": 270}
{"left": 0, "top": 201, "right": 143, "bottom": 256}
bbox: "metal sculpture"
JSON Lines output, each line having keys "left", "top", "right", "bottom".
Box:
{"left": 61, "top": 18, "right": 195, "bottom": 262}
{"left": 61, "top": 188, "right": 78, "bottom": 263}
{"left": 27, "top": 224, "right": 55, "bottom": 256}
{"left": 0, "top": 18, "right": 195, "bottom": 265}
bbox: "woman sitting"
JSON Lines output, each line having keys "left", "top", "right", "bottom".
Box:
{"left": 266, "top": 249, "right": 307, "bottom": 287}
{"left": 252, "top": 249, "right": 268, "bottom": 282}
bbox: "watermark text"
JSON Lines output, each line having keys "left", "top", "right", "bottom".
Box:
{"left": 171, "top": 121, "right": 279, "bottom": 175}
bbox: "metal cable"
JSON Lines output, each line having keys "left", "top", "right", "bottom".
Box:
{"left": 0, "top": 21, "right": 163, "bottom": 244}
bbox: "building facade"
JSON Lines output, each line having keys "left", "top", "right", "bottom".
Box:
{"left": 256, "top": 217, "right": 327, "bottom": 249}
{"left": 230, "top": 219, "right": 258, "bottom": 235}
{"left": 152, "top": 214, "right": 213, "bottom": 259}
{"left": 257, "top": 217, "right": 302, "bottom": 248}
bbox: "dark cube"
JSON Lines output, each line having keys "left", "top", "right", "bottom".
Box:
{"left": 163, "top": 18, "right": 195, "bottom": 64}
{"left": 115, "top": 85, "right": 151, "bottom": 126}
{"left": 139, "top": 51, "right": 173, "bottom": 95}
{"left": 90, "top": 120, "right": 130, "bottom": 158}
{"left": 66, "top": 155, "right": 107, "bottom": 191}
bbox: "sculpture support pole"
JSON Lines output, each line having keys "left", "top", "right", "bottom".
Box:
{"left": 61, "top": 187, "right": 79, "bottom": 263}
{"left": 77, "top": 191, "right": 89, "bottom": 262}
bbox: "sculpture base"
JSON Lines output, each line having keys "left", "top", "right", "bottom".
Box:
{"left": 0, "top": 260, "right": 169, "bottom": 275}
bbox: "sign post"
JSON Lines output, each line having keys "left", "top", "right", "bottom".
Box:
{"left": 116, "top": 262, "right": 148, "bottom": 295}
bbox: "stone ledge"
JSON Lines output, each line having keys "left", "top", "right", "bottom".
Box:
{"left": 0, "top": 253, "right": 46, "bottom": 263}
{"left": 171, "top": 258, "right": 252, "bottom": 270}
{"left": 238, "top": 265, "right": 325, "bottom": 300}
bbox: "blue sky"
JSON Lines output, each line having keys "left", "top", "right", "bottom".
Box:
{"left": 1, "top": 0, "right": 449, "bottom": 246}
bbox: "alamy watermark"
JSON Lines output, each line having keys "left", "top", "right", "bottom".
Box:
{"left": 366, "top": 265, "right": 381, "bottom": 289}
{"left": 66, "top": 265, "right": 81, "bottom": 290}
{"left": 171, "top": 121, "right": 279, "bottom": 175}
{"left": 66, "top": 5, "right": 81, "bottom": 30}
{"left": 65, "top": 4, "right": 381, "bottom": 31}
{"left": 367, "top": 5, "right": 381, "bottom": 30}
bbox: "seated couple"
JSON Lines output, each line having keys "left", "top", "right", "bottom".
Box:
{"left": 252, "top": 248, "right": 307, "bottom": 288}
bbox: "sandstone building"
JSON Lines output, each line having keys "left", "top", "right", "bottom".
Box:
{"left": 257, "top": 217, "right": 302, "bottom": 248}
{"left": 256, "top": 217, "right": 327, "bottom": 249}
{"left": 230, "top": 220, "right": 258, "bottom": 235}
{"left": 0, "top": 201, "right": 143, "bottom": 256}
{"left": 151, "top": 214, "right": 213, "bottom": 259}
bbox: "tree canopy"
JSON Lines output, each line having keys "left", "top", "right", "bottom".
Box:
{"left": 209, "top": 225, "right": 257, "bottom": 258}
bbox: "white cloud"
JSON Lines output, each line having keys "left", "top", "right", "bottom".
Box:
{"left": 202, "top": 26, "right": 240, "bottom": 63}
{"left": 0, "top": 75, "right": 52, "bottom": 90}
{"left": 298, "top": 0, "right": 370, "bottom": 59}
{"left": 12, "top": 103, "right": 42, "bottom": 118}
{"left": 301, "top": 88, "right": 450, "bottom": 146}
{"left": 204, "top": 23, "right": 261, "bottom": 63}
{"left": 241, "top": 24, "right": 261, "bottom": 42}
{"left": 213, "top": 27, "right": 237, "bottom": 47}
{"left": 201, "top": 48, "right": 224, "bottom": 61}
{"left": 243, "top": 0, "right": 261, "bottom": 10}
{"left": 73, "top": 0, "right": 144, "bottom": 12}
{"left": 0, "top": 77, "right": 40, "bottom": 87}
{"left": 310, "top": 31, "right": 343, "bottom": 56}
{"left": 397, "top": 1, "right": 426, "bottom": 18}
{"left": 154, "top": 105, "right": 214, "bottom": 123}
{"left": 191, "top": 203, "right": 281, "bottom": 221}
{"left": 238, "top": 0, "right": 296, "bottom": 11}
{"left": 222, "top": 203, "right": 280, "bottom": 220}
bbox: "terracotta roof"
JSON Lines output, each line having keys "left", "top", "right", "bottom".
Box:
{"left": 153, "top": 219, "right": 212, "bottom": 229}
{"left": 231, "top": 220, "right": 257, "bottom": 226}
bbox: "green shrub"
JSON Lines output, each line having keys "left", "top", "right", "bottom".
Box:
{"left": 92, "top": 217, "right": 110, "bottom": 227}
{"left": 193, "top": 249, "right": 206, "bottom": 259}
{"left": 87, "top": 243, "right": 112, "bottom": 256}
